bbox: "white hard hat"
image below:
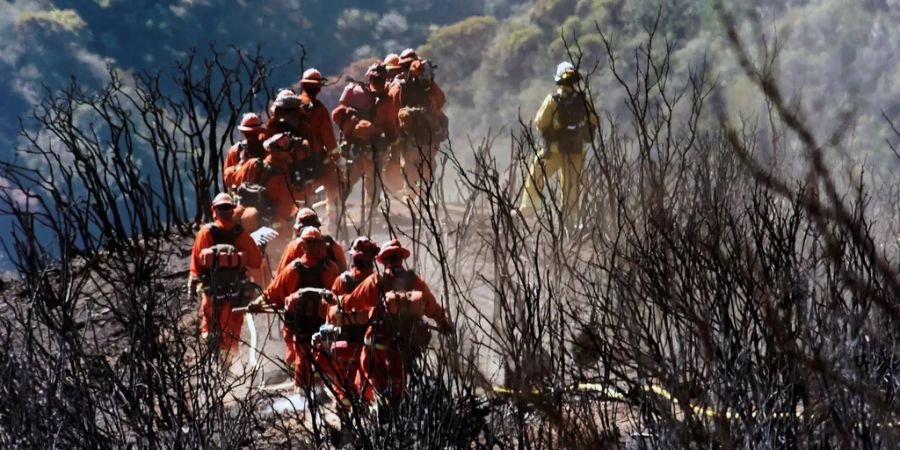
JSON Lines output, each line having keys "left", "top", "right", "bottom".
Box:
{"left": 555, "top": 62, "right": 576, "bottom": 82}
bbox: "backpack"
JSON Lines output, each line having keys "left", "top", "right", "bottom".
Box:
{"left": 370, "top": 270, "right": 432, "bottom": 353}
{"left": 200, "top": 224, "right": 252, "bottom": 306}
{"left": 289, "top": 153, "right": 325, "bottom": 189}
{"left": 199, "top": 244, "right": 245, "bottom": 271}
{"left": 398, "top": 106, "right": 442, "bottom": 145}
{"left": 340, "top": 83, "right": 376, "bottom": 118}
{"left": 283, "top": 259, "right": 328, "bottom": 337}
{"left": 238, "top": 140, "right": 265, "bottom": 162}
{"left": 329, "top": 271, "right": 370, "bottom": 342}
{"left": 235, "top": 159, "right": 280, "bottom": 221}
{"left": 546, "top": 92, "right": 591, "bottom": 153}
{"left": 322, "top": 236, "right": 346, "bottom": 269}
{"left": 397, "top": 72, "right": 446, "bottom": 144}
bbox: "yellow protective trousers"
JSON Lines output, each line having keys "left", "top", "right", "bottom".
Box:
{"left": 519, "top": 148, "right": 585, "bottom": 220}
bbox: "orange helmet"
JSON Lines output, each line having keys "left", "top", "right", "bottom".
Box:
{"left": 399, "top": 48, "right": 418, "bottom": 66}
{"left": 366, "top": 63, "right": 387, "bottom": 79}
{"left": 238, "top": 112, "right": 263, "bottom": 133}
{"left": 376, "top": 239, "right": 410, "bottom": 264}
{"left": 211, "top": 192, "right": 235, "bottom": 209}
{"left": 273, "top": 89, "right": 300, "bottom": 109}
{"left": 350, "top": 236, "right": 379, "bottom": 257}
{"left": 384, "top": 53, "right": 401, "bottom": 70}
{"left": 264, "top": 133, "right": 292, "bottom": 152}
{"left": 293, "top": 207, "right": 321, "bottom": 230}
{"left": 276, "top": 88, "right": 296, "bottom": 99}
{"left": 299, "top": 226, "right": 324, "bottom": 243}
{"left": 300, "top": 68, "right": 326, "bottom": 86}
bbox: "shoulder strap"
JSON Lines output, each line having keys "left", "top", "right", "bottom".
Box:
{"left": 341, "top": 271, "right": 354, "bottom": 286}
{"left": 292, "top": 258, "right": 327, "bottom": 275}
{"left": 254, "top": 159, "right": 279, "bottom": 186}
{"left": 207, "top": 223, "right": 242, "bottom": 245}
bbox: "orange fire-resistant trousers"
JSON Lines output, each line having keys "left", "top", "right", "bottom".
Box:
{"left": 283, "top": 331, "right": 324, "bottom": 389}
{"left": 316, "top": 342, "right": 364, "bottom": 404}
{"left": 356, "top": 346, "right": 406, "bottom": 403}
{"left": 200, "top": 292, "right": 244, "bottom": 352}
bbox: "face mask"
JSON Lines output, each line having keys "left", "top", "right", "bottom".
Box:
{"left": 304, "top": 86, "right": 321, "bottom": 97}
{"left": 383, "top": 265, "right": 406, "bottom": 278}
{"left": 353, "top": 255, "right": 373, "bottom": 269}
{"left": 304, "top": 242, "right": 327, "bottom": 260}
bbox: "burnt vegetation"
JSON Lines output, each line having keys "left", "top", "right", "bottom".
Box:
{"left": 1, "top": 10, "right": 899, "bottom": 450}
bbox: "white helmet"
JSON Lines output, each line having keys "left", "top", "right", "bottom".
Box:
{"left": 554, "top": 61, "right": 577, "bottom": 83}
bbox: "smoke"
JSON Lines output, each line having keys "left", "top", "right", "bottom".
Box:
{"left": 410, "top": 0, "right": 900, "bottom": 174}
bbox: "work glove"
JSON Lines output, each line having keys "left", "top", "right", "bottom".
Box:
{"left": 311, "top": 332, "right": 323, "bottom": 348}
{"left": 246, "top": 295, "right": 267, "bottom": 313}
{"left": 336, "top": 157, "right": 348, "bottom": 182}
{"left": 321, "top": 290, "right": 336, "bottom": 305}
{"left": 186, "top": 276, "right": 200, "bottom": 298}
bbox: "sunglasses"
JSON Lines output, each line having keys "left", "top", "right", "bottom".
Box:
{"left": 215, "top": 204, "right": 235, "bottom": 211}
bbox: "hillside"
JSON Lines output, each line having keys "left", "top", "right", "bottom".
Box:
{"left": 2, "top": 1, "right": 900, "bottom": 448}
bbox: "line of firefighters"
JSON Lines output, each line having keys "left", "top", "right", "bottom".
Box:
{"left": 187, "top": 57, "right": 599, "bottom": 408}
{"left": 220, "top": 49, "right": 447, "bottom": 238}
{"left": 189, "top": 194, "right": 451, "bottom": 406}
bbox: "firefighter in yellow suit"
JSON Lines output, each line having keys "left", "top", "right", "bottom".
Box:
{"left": 519, "top": 62, "right": 599, "bottom": 223}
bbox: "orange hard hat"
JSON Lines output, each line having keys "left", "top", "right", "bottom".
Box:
{"left": 293, "top": 207, "right": 321, "bottom": 230}
{"left": 264, "top": 132, "right": 292, "bottom": 152}
{"left": 276, "top": 88, "right": 296, "bottom": 99}
{"left": 273, "top": 89, "right": 300, "bottom": 109}
{"left": 366, "top": 63, "right": 387, "bottom": 79}
{"left": 376, "top": 239, "right": 410, "bottom": 264}
{"left": 384, "top": 53, "right": 401, "bottom": 70}
{"left": 211, "top": 192, "right": 235, "bottom": 209}
{"left": 350, "top": 236, "right": 379, "bottom": 256}
{"left": 399, "top": 48, "right": 418, "bottom": 65}
{"left": 238, "top": 112, "right": 263, "bottom": 133}
{"left": 299, "top": 226, "right": 324, "bottom": 243}
{"left": 300, "top": 68, "right": 326, "bottom": 86}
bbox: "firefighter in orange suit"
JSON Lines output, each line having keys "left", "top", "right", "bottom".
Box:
{"left": 258, "top": 226, "right": 340, "bottom": 388}
{"left": 339, "top": 239, "right": 452, "bottom": 403}
{"left": 188, "top": 193, "right": 263, "bottom": 363}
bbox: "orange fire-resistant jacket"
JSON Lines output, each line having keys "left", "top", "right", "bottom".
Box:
{"left": 388, "top": 78, "right": 446, "bottom": 115}
{"left": 264, "top": 255, "right": 340, "bottom": 311}
{"left": 223, "top": 140, "right": 266, "bottom": 187}
{"left": 328, "top": 266, "right": 375, "bottom": 325}
{"left": 299, "top": 91, "right": 338, "bottom": 155}
{"left": 276, "top": 235, "right": 347, "bottom": 274}
{"left": 332, "top": 84, "right": 399, "bottom": 144}
{"left": 340, "top": 272, "right": 450, "bottom": 345}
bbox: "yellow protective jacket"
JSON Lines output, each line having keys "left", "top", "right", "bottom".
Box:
{"left": 534, "top": 86, "right": 599, "bottom": 153}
